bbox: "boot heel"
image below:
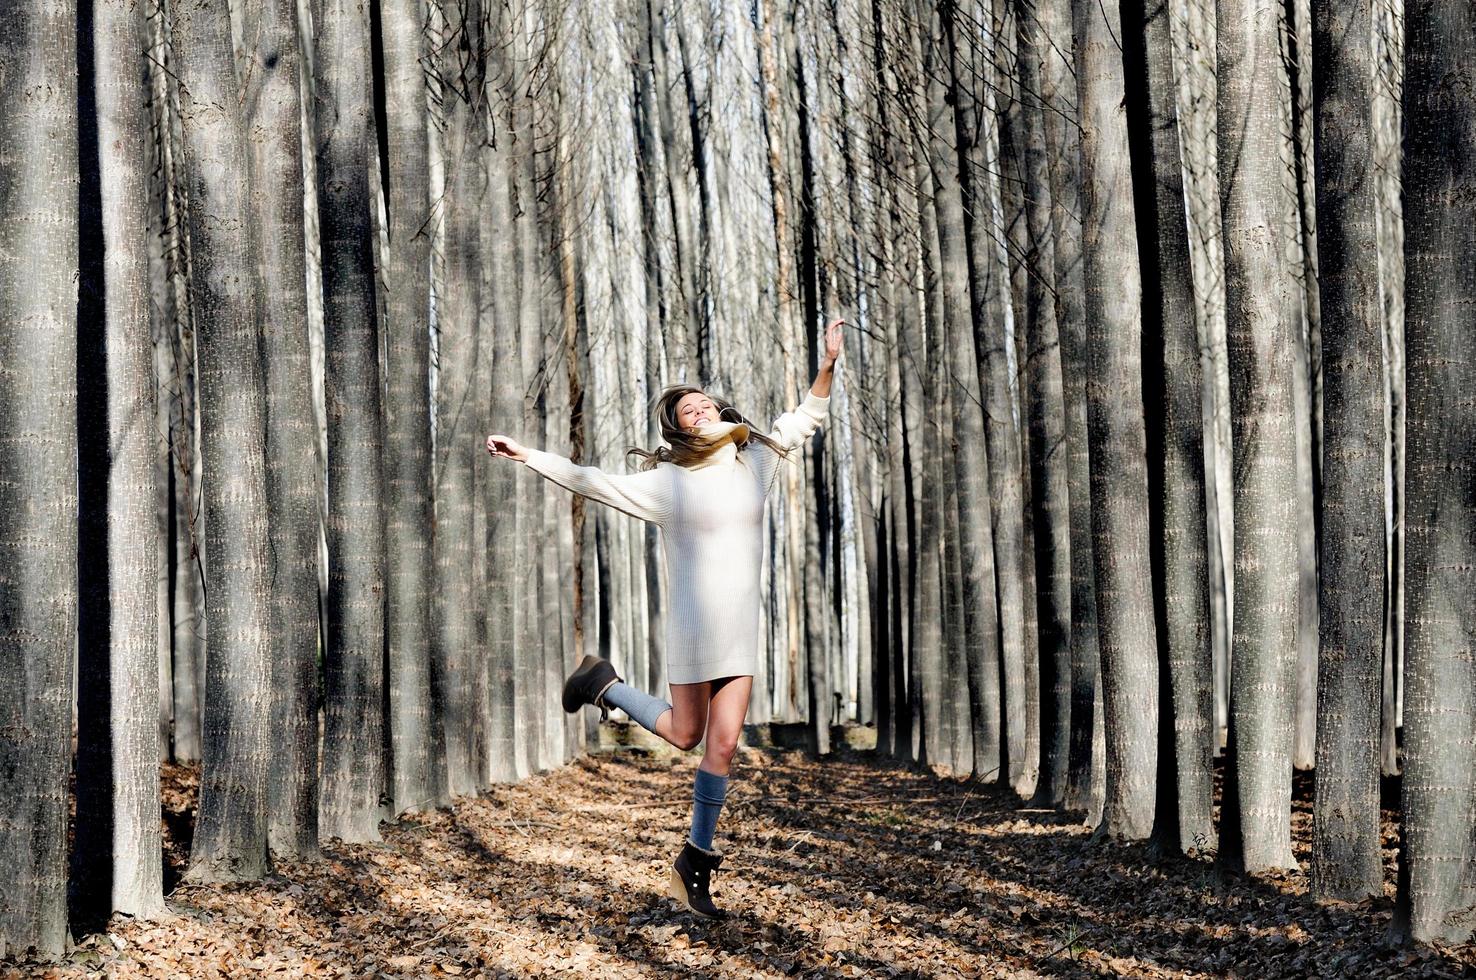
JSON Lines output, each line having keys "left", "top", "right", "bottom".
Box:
{"left": 669, "top": 866, "right": 692, "bottom": 912}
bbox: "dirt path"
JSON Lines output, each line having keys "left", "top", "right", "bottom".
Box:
{"left": 13, "top": 741, "right": 1474, "bottom": 978}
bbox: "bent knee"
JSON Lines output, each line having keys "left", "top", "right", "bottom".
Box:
{"left": 672, "top": 731, "right": 704, "bottom": 752}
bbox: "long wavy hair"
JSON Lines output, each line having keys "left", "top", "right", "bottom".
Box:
{"left": 626, "top": 384, "right": 790, "bottom": 470}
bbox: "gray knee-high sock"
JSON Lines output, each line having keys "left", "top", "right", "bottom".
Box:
{"left": 600, "top": 681, "right": 671, "bottom": 734}
{"left": 689, "top": 768, "right": 728, "bottom": 851}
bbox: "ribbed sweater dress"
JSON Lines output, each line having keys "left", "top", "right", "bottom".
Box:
{"left": 522, "top": 392, "right": 830, "bottom": 684}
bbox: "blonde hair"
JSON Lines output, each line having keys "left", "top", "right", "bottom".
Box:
{"left": 626, "top": 384, "right": 789, "bottom": 470}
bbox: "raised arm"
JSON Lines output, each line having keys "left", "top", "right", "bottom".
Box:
{"left": 487, "top": 435, "right": 674, "bottom": 525}
{"left": 749, "top": 318, "right": 846, "bottom": 492}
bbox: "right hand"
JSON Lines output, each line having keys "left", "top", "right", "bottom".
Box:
{"left": 485, "top": 434, "right": 528, "bottom": 462}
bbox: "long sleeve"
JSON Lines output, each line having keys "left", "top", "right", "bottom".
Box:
{"left": 523, "top": 448, "right": 675, "bottom": 525}
{"left": 746, "top": 392, "right": 830, "bottom": 495}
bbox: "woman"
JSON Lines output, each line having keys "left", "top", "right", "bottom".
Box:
{"left": 485, "top": 317, "right": 844, "bottom": 919}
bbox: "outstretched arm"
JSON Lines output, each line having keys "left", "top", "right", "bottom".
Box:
{"left": 486, "top": 434, "right": 674, "bottom": 525}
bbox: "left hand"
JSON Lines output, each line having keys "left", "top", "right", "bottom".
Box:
{"left": 822, "top": 317, "right": 845, "bottom": 367}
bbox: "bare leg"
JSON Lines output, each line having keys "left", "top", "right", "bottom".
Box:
{"left": 654, "top": 681, "right": 711, "bottom": 750}
{"left": 699, "top": 676, "right": 752, "bottom": 777}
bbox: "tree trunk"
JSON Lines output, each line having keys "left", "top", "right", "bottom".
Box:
{"left": 1307, "top": 0, "right": 1385, "bottom": 903}
{"left": 1012, "top": 0, "right": 1072, "bottom": 807}
{"left": 0, "top": 0, "right": 78, "bottom": 955}
{"left": 981, "top": 0, "right": 1031, "bottom": 792}
{"left": 1286, "top": 0, "right": 1323, "bottom": 775}
{"left": 1073, "top": 0, "right": 1159, "bottom": 840}
{"left": 1122, "top": 0, "right": 1215, "bottom": 853}
{"left": 144, "top": 0, "right": 207, "bottom": 766}
{"left": 72, "top": 0, "right": 166, "bottom": 925}
{"left": 941, "top": 0, "right": 1003, "bottom": 783}
{"left": 1393, "top": 0, "right": 1476, "bottom": 943}
{"left": 433, "top": 0, "right": 488, "bottom": 794}
{"left": 646, "top": 0, "right": 707, "bottom": 384}
{"left": 1215, "top": 0, "right": 1303, "bottom": 873}
{"left": 482, "top": 13, "right": 521, "bottom": 784}
{"left": 1024, "top": 0, "right": 1101, "bottom": 820}
{"left": 240, "top": 0, "right": 321, "bottom": 859}
{"left": 314, "top": 0, "right": 388, "bottom": 844}
{"left": 512, "top": 39, "right": 549, "bottom": 773}
{"left": 173, "top": 0, "right": 274, "bottom": 884}
{"left": 380, "top": 0, "right": 445, "bottom": 812}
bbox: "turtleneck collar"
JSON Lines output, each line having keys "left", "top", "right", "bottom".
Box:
{"left": 684, "top": 419, "right": 750, "bottom": 470}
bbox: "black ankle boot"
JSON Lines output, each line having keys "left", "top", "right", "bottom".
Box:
{"left": 670, "top": 841, "right": 728, "bottom": 920}
{"left": 562, "top": 654, "right": 621, "bottom": 716}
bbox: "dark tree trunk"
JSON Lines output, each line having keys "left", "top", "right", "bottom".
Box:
{"left": 1393, "top": 0, "right": 1476, "bottom": 943}
{"left": 1073, "top": 0, "right": 1159, "bottom": 839}
{"left": 1013, "top": 0, "right": 1072, "bottom": 807}
{"left": 173, "top": 0, "right": 275, "bottom": 883}
{"left": 1308, "top": 0, "right": 1385, "bottom": 903}
{"left": 1122, "top": 0, "right": 1215, "bottom": 854}
{"left": 0, "top": 0, "right": 78, "bottom": 956}
{"left": 72, "top": 0, "right": 166, "bottom": 925}
{"left": 315, "top": 0, "right": 389, "bottom": 843}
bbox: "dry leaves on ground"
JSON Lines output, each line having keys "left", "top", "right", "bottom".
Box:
{"left": 7, "top": 737, "right": 1475, "bottom": 979}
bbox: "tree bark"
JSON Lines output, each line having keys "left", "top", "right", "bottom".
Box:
{"left": 0, "top": 0, "right": 78, "bottom": 956}
{"left": 173, "top": 0, "right": 275, "bottom": 884}
{"left": 433, "top": 0, "right": 489, "bottom": 794}
{"left": 1035, "top": 0, "right": 1103, "bottom": 823}
{"left": 1012, "top": 0, "right": 1072, "bottom": 807}
{"left": 314, "top": 0, "right": 388, "bottom": 844}
{"left": 380, "top": 0, "right": 445, "bottom": 811}
{"left": 241, "top": 0, "right": 321, "bottom": 859}
{"left": 941, "top": 0, "right": 1003, "bottom": 783}
{"left": 1308, "top": 0, "right": 1385, "bottom": 903}
{"left": 981, "top": 0, "right": 1031, "bottom": 792}
{"left": 1215, "top": 0, "right": 1303, "bottom": 873}
{"left": 1393, "top": 0, "right": 1476, "bottom": 942}
{"left": 482, "top": 7, "right": 520, "bottom": 784}
{"left": 1122, "top": 0, "right": 1215, "bottom": 853}
{"left": 72, "top": 0, "right": 166, "bottom": 925}
{"left": 1073, "top": 0, "right": 1159, "bottom": 840}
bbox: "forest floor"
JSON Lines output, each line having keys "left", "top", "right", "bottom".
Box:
{"left": 9, "top": 731, "right": 1475, "bottom": 979}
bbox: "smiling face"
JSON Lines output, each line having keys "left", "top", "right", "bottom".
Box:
{"left": 674, "top": 391, "right": 720, "bottom": 433}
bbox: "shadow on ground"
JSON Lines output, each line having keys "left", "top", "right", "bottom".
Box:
{"left": 15, "top": 737, "right": 1474, "bottom": 978}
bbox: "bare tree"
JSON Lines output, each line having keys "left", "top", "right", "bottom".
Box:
{"left": 1072, "top": 0, "right": 1159, "bottom": 839}
{"left": 0, "top": 0, "right": 79, "bottom": 957}
{"left": 172, "top": 0, "right": 275, "bottom": 883}
{"left": 240, "top": 0, "right": 322, "bottom": 858}
{"left": 980, "top": 0, "right": 1032, "bottom": 792}
{"left": 72, "top": 0, "right": 166, "bottom": 924}
{"left": 1308, "top": 0, "right": 1384, "bottom": 903}
{"left": 942, "top": 0, "right": 1003, "bottom": 782}
{"left": 314, "top": 0, "right": 390, "bottom": 843}
{"left": 433, "top": 0, "right": 491, "bottom": 793}
{"left": 1122, "top": 0, "right": 1214, "bottom": 852}
{"left": 1393, "top": 0, "right": 1476, "bottom": 943}
{"left": 380, "top": 0, "right": 447, "bottom": 811}
{"left": 1215, "top": 0, "right": 1303, "bottom": 873}
{"left": 1012, "top": 0, "right": 1072, "bottom": 807}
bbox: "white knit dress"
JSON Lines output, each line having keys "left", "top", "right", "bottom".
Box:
{"left": 522, "top": 393, "right": 830, "bottom": 685}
